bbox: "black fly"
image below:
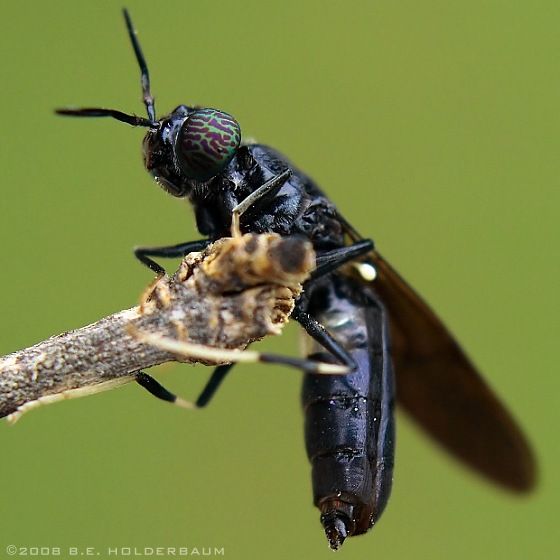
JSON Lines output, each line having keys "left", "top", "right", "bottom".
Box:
{"left": 56, "top": 9, "right": 536, "bottom": 550}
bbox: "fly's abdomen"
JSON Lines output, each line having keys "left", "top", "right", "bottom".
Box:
{"left": 302, "top": 276, "right": 395, "bottom": 548}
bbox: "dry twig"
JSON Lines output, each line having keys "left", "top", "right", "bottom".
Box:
{"left": 0, "top": 233, "right": 323, "bottom": 422}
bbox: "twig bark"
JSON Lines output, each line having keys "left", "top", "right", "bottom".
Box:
{"left": 0, "top": 233, "right": 315, "bottom": 422}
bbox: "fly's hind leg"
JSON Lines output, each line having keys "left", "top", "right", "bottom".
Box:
{"left": 195, "top": 348, "right": 353, "bottom": 408}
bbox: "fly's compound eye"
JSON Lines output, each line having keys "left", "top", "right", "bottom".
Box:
{"left": 176, "top": 109, "right": 241, "bottom": 181}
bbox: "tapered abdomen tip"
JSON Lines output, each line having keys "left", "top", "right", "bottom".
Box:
{"left": 321, "top": 512, "right": 349, "bottom": 551}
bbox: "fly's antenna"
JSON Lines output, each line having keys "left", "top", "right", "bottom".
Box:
{"left": 55, "top": 9, "right": 157, "bottom": 128}
{"left": 123, "top": 8, "right": 156, "bottom": 121}
{"left": 55, "top": 107, "right": 155, "bottom": 127}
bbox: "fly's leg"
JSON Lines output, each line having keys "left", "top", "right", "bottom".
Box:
{"left": 134, "top": 238, "right": 211, "bottom": 275}
{"left": 230, "top": 169, "right": 292, "bottom": 236}
{"left": 190, "top": 240, "right": 376, "bottom": 407}
{"left": 134, "top": 169, "right": 292, "bottom": 272}
{"left": 134, "top": 167, "right": 293, "bottom": 274}
{"left": 290, "top": 239, "right": 377, "bottom": 369}
{"left": 136, "top": 231, "right": 326, "bottom": 306}
{"left": 132, "top": 332, "right": 347, "bottom": 409}
{"left": 195, "top": 364, "right": 234, "bottom": 408}
{"left": 312, "top": 240, "right": 374, "bottom": 281}
{"left": 135, "top": 180, "right": 372, "bottom": 408}
{"left": 135, "top": 371, "right": 195, "bottom": 409}
{"left": 135, "top": 366, "right": 235, "bottom": 409}
{"left": 292, "top": 307, "right": 357, "bottom": 371}
{"left": 134, "top": 365, "right": 236, "bottom": 410}
{"left": 195, "top": 344, "right": 356, "bottom": 408}
{"left": 135, "top": 331, "right": 348, "bottom": 375}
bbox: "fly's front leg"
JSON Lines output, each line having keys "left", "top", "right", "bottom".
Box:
{"left": 135, "top": 168, "right": 293, "bottom": 273}
{"left": 230, "top": 169, "right": 292, "bottom": 236}
{"left": 134, "top": 238, "right": 211, "bottom": 275}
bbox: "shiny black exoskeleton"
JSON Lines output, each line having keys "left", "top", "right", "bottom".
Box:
{"left": 302, "top": 274, "right": 395, "bottom": 543}
{"left": 57, "top": 10, "right": 536, "bottom": 550}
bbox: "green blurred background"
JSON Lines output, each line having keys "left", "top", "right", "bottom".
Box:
{"left": 0, "top": 1, "right": 557, "bottom": 558}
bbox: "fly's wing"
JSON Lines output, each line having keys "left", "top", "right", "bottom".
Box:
{"left": 370, "top": 252, "right": 536, "bottom": 492}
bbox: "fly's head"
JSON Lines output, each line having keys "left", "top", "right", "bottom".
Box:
{"left": 56, "top": 9, "right": 241, "bottom": 199}
{"left": 143, "top": 105, "right": 241, "bottom": 197}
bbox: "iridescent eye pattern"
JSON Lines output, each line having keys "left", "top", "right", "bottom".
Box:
{"left": 177, "top": 109, "right": 241, "bottom": 181}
